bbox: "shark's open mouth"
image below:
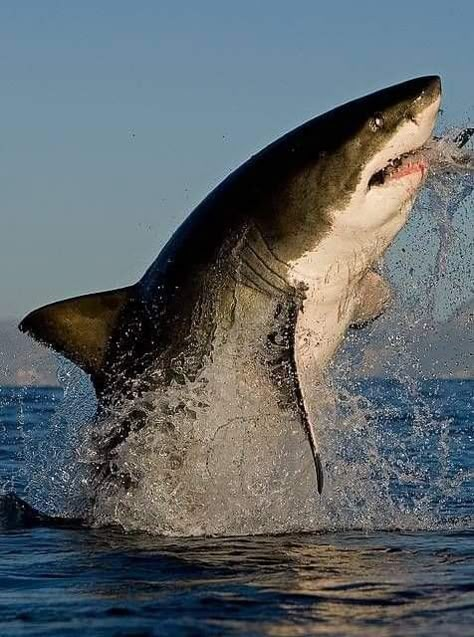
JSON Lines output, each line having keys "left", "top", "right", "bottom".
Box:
{"left": 369, "top": 150, "right": 428, "bottom": 187}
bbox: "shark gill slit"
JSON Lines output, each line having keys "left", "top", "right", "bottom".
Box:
{"left": 245, "top": 243, "right": 291, "bottom": 293}
{"left": 240, "top": 258, "right": 287, "bottom": 298}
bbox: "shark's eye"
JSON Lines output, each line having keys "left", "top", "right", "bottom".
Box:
{"left": 370, "top": 113, "right": 385, "bottom": 131}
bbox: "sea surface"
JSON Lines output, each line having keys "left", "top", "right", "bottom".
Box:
{"left": 0, "top": 380, "right": 473, "bottom": 636}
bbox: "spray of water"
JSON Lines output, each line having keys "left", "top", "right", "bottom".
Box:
{"left": 24, "top": 358, "right": 96, "bottom": 518}
{"left": 19, "top": 125, "right": 474, "bottom": 536}
{"left": 311, "top": 125, "right": 474, "bottom": 532}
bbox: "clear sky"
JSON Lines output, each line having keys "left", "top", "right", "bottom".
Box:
{"left": 1, "top": 1, "right": 473, "bottom": 318}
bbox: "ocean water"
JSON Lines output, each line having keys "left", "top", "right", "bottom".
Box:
{"left": 0, "top": 381, "right": 472, "bottom": 636}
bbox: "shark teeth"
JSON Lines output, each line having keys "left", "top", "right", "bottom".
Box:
{"left": 369, "top": 151, "right": 418, "bottom": 187}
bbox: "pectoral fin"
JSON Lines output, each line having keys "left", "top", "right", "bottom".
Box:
{"left": 19, "top": 286, "right": 133, "bottom": 385}
{"left": 350, "top": 270, "right": 392, "bottom": 329}
{"left": 289, "top": 328, "right": 324, "bottom": 494}
{"left": 270, "top": 298, "right": 324, "bottom": 494}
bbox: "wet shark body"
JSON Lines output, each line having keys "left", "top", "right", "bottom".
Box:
{"left": 19, "top": 76, "right": 441, "bottom": 528}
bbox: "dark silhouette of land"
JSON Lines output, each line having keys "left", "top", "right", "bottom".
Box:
{"left": 0, "top": 320, "right": 58, "bottom": 386}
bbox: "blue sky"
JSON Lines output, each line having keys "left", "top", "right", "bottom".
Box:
{"left": 1, "top": 1, "right": 473, "bottom": 318}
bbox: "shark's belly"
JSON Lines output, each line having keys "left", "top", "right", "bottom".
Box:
{"left": 295, "top": 279, "right": 358, "bottom": 375}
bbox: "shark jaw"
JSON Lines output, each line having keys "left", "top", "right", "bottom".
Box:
{"left": 368, "top": 151, "right": 428, "bottom": 188}
{"left": 367, "top": 95, "right": 441, "bottom": 191}
{"left": 346, "top": 92, "right": 442, "bottom": 234}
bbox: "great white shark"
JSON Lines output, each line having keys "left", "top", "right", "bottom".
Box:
{"left": 15, "top": 76, "right": 442, "bottom": 531}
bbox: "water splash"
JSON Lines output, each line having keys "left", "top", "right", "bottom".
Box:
{"left": 24, "top": 356, "right": 96, "bottom": 518}
{"left": 312, "top": 125, "right": 474, "bottom": 533}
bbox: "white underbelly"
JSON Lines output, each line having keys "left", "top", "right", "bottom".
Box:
{"left": 292, "top": 279, "right": 358, "bottom": 453}
{"left": 287, "top": 227, "right": 380, "bottom": 379}
{"left": 295, "top": 279, "right": 358, "bottom": 377}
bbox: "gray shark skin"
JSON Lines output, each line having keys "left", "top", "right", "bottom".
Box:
{"left": 19, "top": 77, "right": 441, "bottom": 527}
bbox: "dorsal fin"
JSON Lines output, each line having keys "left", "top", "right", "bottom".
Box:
{"left": 19, "top": 286, "right": 133, "bottom": 385}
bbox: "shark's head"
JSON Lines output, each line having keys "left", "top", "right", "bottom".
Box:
{"left": 253, "top": 76, "right": 442, "bottom": 262}
{"left": 330, "top": 75, "right": 442, "bottom": 232}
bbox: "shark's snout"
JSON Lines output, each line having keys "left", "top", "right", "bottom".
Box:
{"left": 420, "top": 75, "right": 442, "bottom": 101}
{"left": 410, "top": 75, "right": 442, "bottom": 123}
{"left": 404, "top": 76, "right": 442, "bottom": 139}
{"left": 390, "top": 75, "right": 441, "bottom": 112}
{"left": 413, "top": 75, "right": 441, "bottom": 99}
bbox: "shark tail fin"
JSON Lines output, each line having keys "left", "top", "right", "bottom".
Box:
{"left": 19, "top": 286, "right": 133, "bottom": 384}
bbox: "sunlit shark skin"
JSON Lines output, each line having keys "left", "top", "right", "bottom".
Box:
{"left": 20, "top": 76, "right": 441, "bottom": 517}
